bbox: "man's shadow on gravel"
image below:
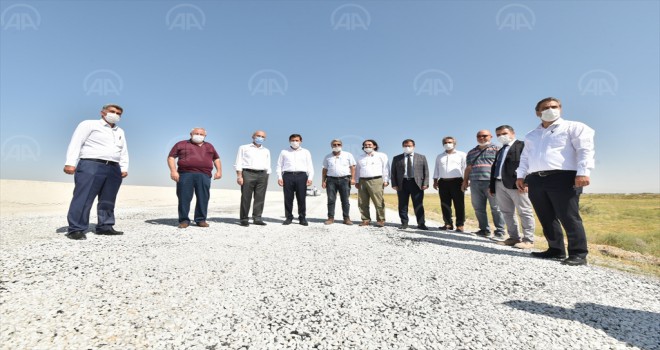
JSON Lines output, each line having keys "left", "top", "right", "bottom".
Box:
{"left": 400, "top": 231, "right": 532, "bottom": 259}
{"left": 145, "top": 217, "right": 286, "bottom": 226}
{"left": 504, "top": 300, "right": 660, "bottom": 350}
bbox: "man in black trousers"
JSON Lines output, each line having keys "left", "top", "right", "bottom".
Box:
{"left": 235, "top": 130, "right": 271, "bottom": 226}
{"left": 276, "top": 134, "right": 314, "bottom": 226}
{"left": 516, "top": 97, "right": 595, "bottom": 266}
{"left": 390, "top": 139, "right": 429, "bottom": 230}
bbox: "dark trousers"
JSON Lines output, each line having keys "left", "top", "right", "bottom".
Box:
{"left": 240, "top": 170, "right": 269, "bottom": 222}
{"left": 527, "top": 171, "right": 588, "bottom": 258}
{"left": 438, "top": 178, "right": 465, "bottom": 226}
{"left": 177, "top": 172, "right": 211, "bottom": 223}
{"left": 326, "top": 176, "right": 351, "bottom": 218}
{"left": 67, "top": 159, "right": 122, "bottom": 233}
{"left": 283, "top": 172, "right": 308, "bottom": 220}
{"left": 397, "top": 178, "right": 425, "bottom": 225}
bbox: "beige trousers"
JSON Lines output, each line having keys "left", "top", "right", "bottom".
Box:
{"left": 358, "top": 177, "right": 385, "bottom": 221}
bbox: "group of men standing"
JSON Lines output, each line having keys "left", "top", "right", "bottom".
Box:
{"left": 63, "top": 97, "right": 595, "bottom": 266}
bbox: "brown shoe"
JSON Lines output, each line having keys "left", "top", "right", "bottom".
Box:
{"left": 343, "top": 218, "right": 353, "bottom": 225}
{"left": 359, "top": 220, "right": 371, "bottom": 226}
{"left": 513, "top": 241, "right": 534, "bottom": 249}
{"left": 178, "top": 221, "right": 189, "bottom": 229}
{"left": 375, "top": 220, "right": 385, "bottom": 227}
{"left": 197, "top": 221, "right": 209, "bottom": 227}
{"left": 498, "top": 238, "right": 521, "bottom": 246}
{"left": 324, "top": 218, "right": 334, "bottom": 225}
{"left": 455, "top": 226, "right": 464, "bottom": 233}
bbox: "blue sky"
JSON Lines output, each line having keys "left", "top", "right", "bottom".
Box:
{"left": 1, "top": 0, "right": 658, "bottom": 193}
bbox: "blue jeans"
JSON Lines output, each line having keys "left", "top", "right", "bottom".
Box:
{"left": 67, "top": 159, "right": 122, "bottom": 233}
{"left": 326, "top": 176, "right": 351, "bottom": 218}
{"left": 470, "top": 180, "right": 505, "bottom": 233}
{"left": 177, "top": 172, "right": 211, "bottom": 223}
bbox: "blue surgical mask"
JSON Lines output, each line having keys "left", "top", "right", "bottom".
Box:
{"left": 254, "top": 136, "right": 265, "bottom": 145}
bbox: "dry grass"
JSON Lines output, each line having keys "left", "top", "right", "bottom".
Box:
{"left": 378, "top": 193, "right": 660, "bottom": 277}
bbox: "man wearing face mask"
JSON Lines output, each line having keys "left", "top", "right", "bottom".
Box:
{"left": 433, "top": 136, "right": 467, "bottom": 232}
{"left": 235, "top": 130, "right": 271, "bottom": 227}
{"left": 462, "top": 130, "right": 506, "bottom": 238}
{"left": 276, "top": 134, "right": 314, "bottom": 226}
{"left": 390, "top": 139, "right": 429, "bottom": 230}
{"left": 168, "top": 128, "right": 222, "bottom": 229}
{"left": 63, "top": 104, "right": 129, "bottom": 240}
{"left": 516, "top": 97, "right": 595, "bottom": 266}
{"left": 321, "top": 139, "right": 356, "bottom": 225}
{"left": 489, "top": 125, "right": 535, "bottom": 249}
{"left": 355, "top": 139, "right": 390, "bottom": 227}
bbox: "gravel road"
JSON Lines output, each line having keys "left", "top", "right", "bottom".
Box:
{"left": 1, "top": 193, "right": 659, "bottom": 349}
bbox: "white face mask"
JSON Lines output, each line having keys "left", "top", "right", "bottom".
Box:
{"left": 497, "top": 135, "right": 512, "bottom": 145}
{"left": 290, "top": 141, "right": 300, "bottom": 149}
{"left": 104, "top": 112, "right": 120, "bottom": 124}
{"left": 363, "top": 147, "right": 374, "bottom": 154}
{"left": 332, "top": 146, "right": 342, "bottom": 153}
{"left": 478, "top": 141, "right": 490, "bottom": 147}
{"left": 541, "top": 108, "right": 561, "bottom": 122}
{"left": 191, "top": 135, "right": 205, "bottom": 144}
{"left": 403, "top": 146, "right": 414, "bottom": 155}
{"left": 443, "top": 143, "right": 454, "bottom": 151}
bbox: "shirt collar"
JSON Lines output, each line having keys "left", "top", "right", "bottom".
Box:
{"left": 98, "top": 118, "right": 118, "bottom": 130}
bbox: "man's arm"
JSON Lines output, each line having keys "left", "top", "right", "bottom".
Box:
{"left": 167, "top": 156, "right": 179, "bottom": 182}
{"left": 421, "top": 155, "right": 429, "bottom": 190}
{"left": 461, "top": 165, "right": 472, "bottom": 192}
{"left": 63, "top": 121, "right": 92, "bottom": 174}
{"left": 390, "top": 155, "right": 399, "bottom": 191}
{"left": 213, "top": 158, "right": 222, "bottom": 180}
{"left": 571, "top": 123, "right": 595, "bottom": 187}
{"left": 321, "top": 168, "right": 328, "bottom": 189}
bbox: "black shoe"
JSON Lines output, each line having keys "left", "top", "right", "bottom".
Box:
{"left": 417, "top": 224, "right": 429, "bottom": 230}
{"left": 240, "top": 221, "right": 249, "bottom": 227}
{"left": 300, "top": 219, "right": 309, "bottom": 226}
{"left": 253, "top": 220, "right": 267, "bottom": 226}
{"left": 65, "top": 231, "right": 86, "bottom": 240}
{"left": 475, "top": 230, "right": 492, "bottom": 237}
{"left": 283, "top": 218, "right": 292, "bottom": 225}
{"left": 439, "top": 224, "right": 454, "bottom": 231}
{"left": 399, "top": 223, "right": 408, "bottom": 229}
{"left": 95, "top": 228, "right": 124, "bottom": 235}
{"left": 562, "top": 256, "right": 588, "bottom": 266}
{"left": 531, "top": 249, "right": 567, "bottom": 260}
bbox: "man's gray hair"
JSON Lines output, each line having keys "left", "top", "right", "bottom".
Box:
{"left": 102, "top": 104, "right": 123, "bottom": 112}
{"left": 330, "top": 139, "right": 342, "bottom": 146}
{"left": 190, "top": 127, "right": 206, "bottom": 134}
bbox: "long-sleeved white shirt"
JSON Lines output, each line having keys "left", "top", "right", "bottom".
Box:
{"left": 433, "top": 150, "right": 466, "bottom": 179}
{"left": 355, "top": 151, "right": 389, "bottom": 182}
{"left": 65, "top": 119, "right": 129, "bottom": 172}
{"left": 276, "top": 147, "right": 314, "bottom": 180}
{"left": 234, "top": 143, "right": 271, "bottom": 174}
{"left": 516, "top": 118, "right": 595, "bottom": 178}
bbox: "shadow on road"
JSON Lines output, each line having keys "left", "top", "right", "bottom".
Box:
{"left": 504, "top": 300, "right": 660, "bottom": 350}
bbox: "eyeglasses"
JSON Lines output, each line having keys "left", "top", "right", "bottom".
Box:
{"left": 331, "top": 143, "right": 341, "bottom": 146}
{"left": 477, "top": 135, "right": 490, "bottom": 138}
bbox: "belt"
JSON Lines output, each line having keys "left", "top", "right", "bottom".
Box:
{"left": 496, "top": 178, "right": 502, "bottom": 181}
{"left": 243, "top": 168, "right": 266, "bottom": 173}
{"left": 440, "top": 177, "right": 462, "bottom": 181}
{"left": 360, "top": 176, "right": 382, "bottom": 180}
{"left": 327, "top": 175, "right": 351, "bottom": 179}
{"left": 283, "top": 171, "right": 306, "bottom": 175}
{"left": 404, "top": 178, "right": 415, "bottom": 180}
{"left": 81, "top": 158, "right": 119, "bottom": 166}
{"left": 529, "top": 170, "right": 567, "bottom": 177}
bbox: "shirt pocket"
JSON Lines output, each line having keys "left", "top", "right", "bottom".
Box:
{"left": 548, "top": 130, "right": 569, "bottom": 149}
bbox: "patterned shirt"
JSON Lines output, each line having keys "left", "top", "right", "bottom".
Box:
{"left": 466, "top": 144, "right": 499, "bottom": 181}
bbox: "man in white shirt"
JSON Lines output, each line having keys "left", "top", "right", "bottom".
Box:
{"left": 235, "top": 130, "right": 271, "bottom": 227}
{"left": 489, "top": 125, "right": 535, "bottom": 249}
{"left": 276, "top": 134, "right": 314, "bottom": 226}
{"left": 63, "top": 104, "right": 129, "bottom": 240}
{"left": 355, "top": 139, "right": 390, "bottom": 227}
{"left": 516, "top": 97, "right": 595, "bottom": 266}
{"left": 432, "top": 136, "right": 467, "bottom": 232}
{"left": 321, "top": 139, "right": 356, "bottom": 225}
